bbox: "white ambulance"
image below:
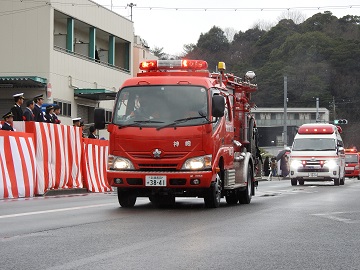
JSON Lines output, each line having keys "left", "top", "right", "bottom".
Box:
{"left": 289, "top": 123, "right": 345, "bottom": 186}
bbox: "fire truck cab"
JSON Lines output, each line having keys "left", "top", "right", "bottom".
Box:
{"left": 289, "top": 123, "right": 346, "bottom": 186}
{"left": 95, "top": 59, "right": 261, "bottom": 208}
{"left": 345, "top": 148, "right": 360, "bottom": 179}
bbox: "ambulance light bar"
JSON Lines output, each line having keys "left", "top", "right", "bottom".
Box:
{"left": 139, "top": 60, "right": 208, "bottom": 71}
{"left": 298, "top": 125, "right": 334, "bottom": 134}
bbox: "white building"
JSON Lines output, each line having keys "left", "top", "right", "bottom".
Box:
{"left": 0, "top": 0, "right": 134, "bottom": 134}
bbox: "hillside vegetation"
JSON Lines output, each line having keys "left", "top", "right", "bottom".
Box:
{"left": 182, "top": 12, "right": 360, "bottom": 146}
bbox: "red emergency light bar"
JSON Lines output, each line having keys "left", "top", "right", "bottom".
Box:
{"left": 345, "top": 148, "right": 358, "bottom": 153}
{"left": 297, "top": 125, "right": 335, "bottom": 135}
{"left": 139, "top": 60, "right": 208, "bottom": 71}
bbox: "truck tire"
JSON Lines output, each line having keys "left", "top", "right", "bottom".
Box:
{"left": 291, "top": 178, "right": 297, "bottom": 186}
{"left": 204, "top": 175, "right": 221, "bottom": 208}
{"left": 238, "top": 164, "right": 252, "bottom": 204}
{"left": 340, "top": 177, "right": 345, "bottom": 185}
{"left": 334, "top": 177, "right": 340, "bottom": 186}
{"left": 118, "top": 189, "right": 136, "bottom": 208}
{"left": 298, "top": 179, "right": 304, "bottom": 185}
{"left": 225, "top": 192, "right": 238, "bottom": 205}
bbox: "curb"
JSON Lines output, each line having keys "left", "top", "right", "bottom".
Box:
{"left": 42, "top": 188, "right": 89, "bottom": 197}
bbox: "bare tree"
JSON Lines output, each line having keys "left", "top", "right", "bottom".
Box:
{"left": 277, "top": 10, "right": 307, "bottom": 24}
{"left": 223, "top": 27, "right": 237, "bottom": 42}
{"left": 251, "top": 20, "right": 274, "bottom": 31}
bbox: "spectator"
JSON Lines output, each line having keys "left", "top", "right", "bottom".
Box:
{"left": 23, "top": 100, "right": 35, "bottom": 121}
{"left": 263, "top": 156, "right": 270, "bottom": 177}
{"left": 88, "top": 125, "right": 97, "bottom": 139}
{"left": 53, "top": 104, "right": 61, "bottom": 124}
{"left": 10, "top": 93, "right": 25, "bottom": 121}
{"left": 280, "top": 155, "right": 290, "bottom": 178}
{"left": 1, "top": 112, "right": 15, "bottom": 131}
{"left": 72, "top": 117, "right": 82, "bottom": 127}
{"left": 44, "top": 105, "right": 55, "bottom": 123}
{"left": 33, "top": 94, "right": 45, "bottom": 122}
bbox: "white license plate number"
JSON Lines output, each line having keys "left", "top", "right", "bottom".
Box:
{"left": 346, "top": 167, "right": 354, "bottom": 171}
{"left": 308, "top": 172, "right": 318, "bottom": 177}
{"left": 145, "top": 175, "right": 166, "bottom": 186}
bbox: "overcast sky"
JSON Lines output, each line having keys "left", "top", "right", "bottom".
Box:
{"left": 94, "top": 0, "right": 360, "bottom": 56}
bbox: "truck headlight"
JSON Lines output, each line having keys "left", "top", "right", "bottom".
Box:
{"left": 290, "top": 159, "right": 302, "bottom": 169}
{"left": 324, "top": 160, "right": 337, "bottom": 170}
{"left": 181, "top": 155, "right": 212, "bottom": 170}
{"left": 108, "top": 155, "right": 134, "bottom": 170}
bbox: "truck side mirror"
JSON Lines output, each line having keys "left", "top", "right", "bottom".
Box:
{"left": 212, "top": 95, "right": 225, "bottom": 118}
{"left": 338, "top": 146, "right": 344, "bottom": 155}
{"left": 94, "top": 108, "right": 106, "bottom": 130}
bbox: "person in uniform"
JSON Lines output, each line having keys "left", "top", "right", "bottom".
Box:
{"left": 72, "top": 117, "right": 82, "bottom": 127}
{"left": 1, "top": 112, "right": 15, "bottom": 131}
{"left": 44, "top": 105, "right": 55, "bottom": 123}
{"left": 23, "top": 100, "right": 35, "bottom": 121}
{"left": 53, "top": 104, "right": 61, "bottom": 124}
{"left": 33, "top": 94, "right": 45, "bottom": 122}
{"left": 88, "top": 125, "right": 97, "bottom": 139}
{"left": 10, "top": 93, "right": 25, "bottom": 121}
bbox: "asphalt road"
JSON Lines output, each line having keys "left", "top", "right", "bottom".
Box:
{"left": 1, "top": 178, "right": 360, "bottom": 270}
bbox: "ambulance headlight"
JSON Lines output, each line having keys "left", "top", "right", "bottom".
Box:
{"left": 324, "top": 160, "right": 337, "bottom": 170}
{"left": 182, "top": 155, "right": 212, "bottom": 170}
{"left": 108, "top": 155, "right": 134, "bottom": 170}
{"left": 290, "top": 159, "right": 302, "bottom": 169}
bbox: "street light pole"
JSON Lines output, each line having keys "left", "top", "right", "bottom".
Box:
{"left": 316, "top": 97, "right": 319, "bottom": 122}
{"left": 127, "top": 3, "right": 136, "bottom": 21}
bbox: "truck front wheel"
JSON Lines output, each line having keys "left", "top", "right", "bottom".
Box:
{"left": 118, "top": 188, "right": 137, "bottom": 208}
{"left": 204, "top": 175, "right": 221, "bottom": 208}
{"left": 291, "top": 178, "right": 298, "bottom": 186}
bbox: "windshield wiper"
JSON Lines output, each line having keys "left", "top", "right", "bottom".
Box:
{"left": 156, "top": 115, "right": 208, "bottom": 130}
{"left": 118, "top": 120, "right": 164, "bottom": 129}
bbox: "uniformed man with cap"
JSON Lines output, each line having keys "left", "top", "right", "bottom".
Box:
{"left": 23, "top": 100, "right": 35, "bottom": 121}
{"left": 1, "top": 112, "right": 15, "bottom": 131}
{"left": 45, "top": 105, "right": 55, "bottom": 123}
{"left": 72, "top": 117, "right": 82, "bottom": 127}
{"left": 10, "top": 93, "right": 25, "bottom": 121}
{"left": 33, "top": 94, "right": 45, "bottom": 122}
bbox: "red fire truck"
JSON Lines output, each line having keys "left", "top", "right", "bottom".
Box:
{"left": 95, "top": 59, "right": 261, "bottom": 208}
{"left": 345, "top": 148, "right": 360, "bottom": 179}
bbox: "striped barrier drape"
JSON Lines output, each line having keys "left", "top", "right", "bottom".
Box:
{"left": 82, "top": 138, "right": 111, "bottom": 192}
{"left": 0, "top": 131, "right": 36, "bottom": 199}
{"left": 24, "top": 122, "right": 83, "bottom": 194}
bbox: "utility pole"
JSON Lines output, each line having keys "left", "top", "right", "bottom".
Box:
{"left": 316, "top": 97, "right": 319, "bottom": 122}
{"left": 127, "top": 3, "right": 136, "bottom": 21}
{"left": 283, "top": 76, "right": 288, "bottom": 148}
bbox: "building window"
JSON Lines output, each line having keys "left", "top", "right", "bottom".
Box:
{"left": 310, "top": 113, "right": 316, "bottom": 120}
{"left": 54, "top": 100, "right": 72, "bottom": 117}
{"left": 294, "top": 113, "right": 299, "bottom": 120}
{"left": 271, "top": 113, "right": 276, "bottom": 120}
{"left": 105, "top": 111, "right": 112, "bottom": 122}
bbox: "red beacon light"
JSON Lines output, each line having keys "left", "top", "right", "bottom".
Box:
{"left": 345, "top": 147, "right": 358, "bottom": 153}
{"left": 298, "top": 125, "right": 334, "bottom": 135}
{"left": 139, "top": 60, "right": 208, "bottom": 71}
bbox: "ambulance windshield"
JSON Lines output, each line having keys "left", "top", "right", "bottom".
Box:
{"left": 292, "top": 138, "right": 336, "bottom": 151}
{"left": 113, "top": 85, "right": 208, "bottom": 127}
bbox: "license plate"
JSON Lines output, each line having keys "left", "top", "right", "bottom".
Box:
{"left": 308, "top": 172, "right": 318, "bottom": 177}
{"left": 145, "top": 175, "right": 166, "bottom": 186}
{"left": 346, "top": 167, "right": 354, "bottom": 171}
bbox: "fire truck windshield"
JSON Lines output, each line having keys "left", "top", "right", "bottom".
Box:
{"left": 292, "top": 138, "right": 336, "bottom": 151}
{"left": 345, "top": 154, "right": 358, "bottom": 163}
{"left": 113, "top": 85, "right": 208, "bottom": 127}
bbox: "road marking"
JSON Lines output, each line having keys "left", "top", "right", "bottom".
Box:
{"left": 0, "top": 203, "right": 114, "bottom": 219}
{"left": 312, "top": 211, "right": 360, "bottom": 224}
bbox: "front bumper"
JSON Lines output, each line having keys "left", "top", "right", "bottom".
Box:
{"left": 107, "top": 170, "right": 215, "bottom": 188}
{"left": 290, "top": 170, "right": 339, "bottom": 181}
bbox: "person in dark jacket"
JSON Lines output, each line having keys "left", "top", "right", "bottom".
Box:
{"left": 88, "top": 125, "right": 97, "bottom": 139}
{"left": 44, "top": 105, "right": 55, "bottom": 123}
{"left": 53, "top": 104, "right": 61, "bottom": 124}
{"left": 1, "top": 112, "right": 15, "bottom": 131}
{"left": 23, "top": 100, "right": 35, "bottom": 121}
{"left": 263, "top": 156, "right": 270, "bottom": 177}
{"left": 33, "top": 94, "right": 45, "bottom": 122}
{"left": 10, "top": 93, "right": 24, "bottom": 121}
